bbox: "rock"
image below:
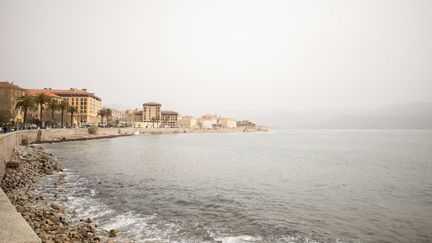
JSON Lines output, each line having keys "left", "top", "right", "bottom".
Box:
{"left": 6, "top": 160, "right": 20, "bottom": 168}
{"left": 51, "top": 204, "right": 65, "bottom": 212}
{"left": 109, "top": 229, "right": 117, "bottom": 237}
{"left": 21, "top": 138, "right": 29, "bottom": 145}
{"left": 85, "top": 218, "right": 92, "bottom": 223}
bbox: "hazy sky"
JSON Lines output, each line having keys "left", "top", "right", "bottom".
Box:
{"left": 1, "top": 0, "right": 431, "bottom": 116}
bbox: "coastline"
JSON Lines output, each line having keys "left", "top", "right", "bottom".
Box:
{"left": 1, "top": 127, "right": 267, "bottom": 171}
{"left": 0, "top": 145, "right": 111, "bottom": 242}
{"left": 0, "top": 126, "right": 267, "bottom": 242}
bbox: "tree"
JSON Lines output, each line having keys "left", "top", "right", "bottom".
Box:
{"left": 15, "top": 94, "right": 35, "bottom": 127}
{"left": 162, "top": 116, "right": 169, "bottom": 127}
{"left": 68, "top": 106, "right": 77, "bottom": 128}
{"left": 97, "top": 108, "right": 106, "bottom": 126}
{"left": 105, "top": 108, "right": 113, "bottom": 126}
{"left": 34, "top": 93, "right": 51, "bottom": 128}
{"left": 47, "top": 99, "right": 59, "bottom": 126}
{"left": 59, "top": 100, "right": 68, "bottom": 128}
{"left": 151, "top": 117, "right": 156, "bottom": 128}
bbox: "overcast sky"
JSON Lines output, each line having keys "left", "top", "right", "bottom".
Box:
{"left": 1, "top": 0, "right": 431, "bottom": 117}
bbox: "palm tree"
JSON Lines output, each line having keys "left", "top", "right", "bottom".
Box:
{"left": 97, "top": 108, "right": 106, "bottom": 126}
{"left": 15, "top": 94, "right": 35, "bottom": 128}
{"left": 59, "top": 100, "right": 68, "bottom": 128}
{"left": 47, "top": 99, "right": 59, "bottom": 126}
{"left": 68, "top": 106, "right": 77, "bottom": 128}
{"left": 151, "top": 117, "right": 156, "bottom": 128}
{"left": 105, "top": 108, "right": 113, "bottom": 126}
{"left": 34, "top": 93, "right": 51, "bottom": 128}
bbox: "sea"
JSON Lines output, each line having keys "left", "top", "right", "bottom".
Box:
{"left": 38, "top": 129, "right": 432, "bottom": 242}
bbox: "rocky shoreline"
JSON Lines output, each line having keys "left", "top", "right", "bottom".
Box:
{"left": 0, "top": 145, "right": 116, "bottom": 242}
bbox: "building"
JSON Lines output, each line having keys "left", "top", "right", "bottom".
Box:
{"left": 0, "top": 81, "right": 26, "bottom": 123}
{"left": 105, "top": 108, "right": 127, "bottom": 126}
{"left": 25, "top": 89, "right": 64, "bottom": 125}
{"left": 199, "top": 114, "right": 218, "bottom": 129}
{"left": 178, "top": 116, "right": 198, "bottom": 129}
{"left": 218, "top": 118, "right": 237, "bottom": 128}
{"left": 123, "top": 108, "right": 144, "bottom": 127}
{"left": 143, "top": 102, "right": 161, "bottom": 127}
{"left": 161, "top": 110, "right": 178, "bottom": 127}
{"left": 39, "top": 88, "right": 102, "bottom": 125}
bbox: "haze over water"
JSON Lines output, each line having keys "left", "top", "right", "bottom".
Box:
{"left": 41, "top": 130, "right": 432, "bottom": 242}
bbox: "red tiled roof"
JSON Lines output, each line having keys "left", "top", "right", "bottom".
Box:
{"left": 30, "top": 88, "right": 101, "bottom": 100}
{"left": 161, "top": 110, "right": 178, "bottom": 115}
{"left": 25, "top": 89, "right": 61, "bottom": 98}
{"left": 143, "top": 102, "right": 161, "bottom": 106}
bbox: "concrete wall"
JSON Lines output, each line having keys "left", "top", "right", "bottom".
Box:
{"left": 0, "top": 189, "right": 41, "bottom": 243}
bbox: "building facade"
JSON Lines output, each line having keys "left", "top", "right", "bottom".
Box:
{"left": 199, "top": 114, "right": 218, "bottom": 129}
{"left": 143, "top": 102, "right": 161, "bottom": 127}
{"left": 0, "top": 81, "right": 26, "bottom": 123}
{"left": 218, "top": 118, "right": 237, "bottom": 128}
{"left": 41, "top": 88, "right": 102, "bottom": 125}
{"left": 178, "top": 116, "right": 198, "bottom": 129}
{"left": 25, "top": 89, "right": 64, "bottom": 125}
{"left": 161, "top": 110, "right": 178, "bottom": 127}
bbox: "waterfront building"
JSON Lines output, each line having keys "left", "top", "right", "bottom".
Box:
{"left": 123, "top": 108, "right": 145, "bottom": 127}
{"left": 25, "top": 89, "right": 64, "bottom": 124}
{"left": 37, "top": 88, "right": 102, "bottom": 125}
{"left": 161, "top": 110, "right": 178, "bottom": 128}
{"left": 0, "top": 81, "right": 26, "bottom": 123}
{"left": 218, "top": 118, "right": 237, "bottom": 128}
{"left": 109, "top": 108, "right": 126, "bottom": 122}
{"left": 178, "top": 116, "right": 198, "bottom": 129}
{"left": 199, "top": 114, "right": 218, "bottom": 129}
{"left": 143, "top": 102, "right": 161, "bottom": 128}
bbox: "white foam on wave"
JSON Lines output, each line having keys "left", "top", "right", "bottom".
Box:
{"left": 39, "top": 170, "right": 325, "bottom": 243}
{"left": 38, "top": 170, "right": 191, "bottom": 242}
{"left": 215, "top": 235, "right": 262, "bottom": 243}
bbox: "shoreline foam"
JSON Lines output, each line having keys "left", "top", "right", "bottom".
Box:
{"left": 0, "top": 145, "right": 117, "bottom": 242}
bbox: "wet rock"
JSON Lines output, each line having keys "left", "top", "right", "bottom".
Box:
{"left": 6, "top": 160, "right": 20, "bottom": 168}
{"left": 0, "top": 146, "right": 107, "bottom": 243}
{"left": 109, "top": 229, "right": 117, "bottom": 237}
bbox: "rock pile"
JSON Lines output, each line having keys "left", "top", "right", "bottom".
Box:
{"left": 0, "top": 146, "right": 109, "bottom": 242}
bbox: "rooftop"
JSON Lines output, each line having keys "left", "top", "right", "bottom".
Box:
{"left": 25, "top": 89, "right": 61, "bottom": 98}
{"left": 29, "top": 88, "right": 101, "bottom": 101}
{"left": 161, "top": 110, "right": 178, "bottom": 115}
{"left": 143, "top": 102, "right": 161, "bottom": 106}
{"left": 0, "top": 81, "right": 24, "bottom": 90}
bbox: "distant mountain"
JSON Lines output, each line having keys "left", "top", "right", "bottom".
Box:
{"left": 315, "top": 103, "right": 432, "bottom": 129}
{"left": 229, "top": 102, "right": 432, "bottom": 129}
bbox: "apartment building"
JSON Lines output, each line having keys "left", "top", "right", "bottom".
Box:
{"left": 143, "top": 102, "right": 161, "bottom": 127}
{"left": 218, "top": 118, "right": 237, "bottom": 128}
{"left": 178, "top": 116, "right": 198, "bottom": 129}
{"left": 42, "top": 88, "right": 102, "bottom": 125}
{"left": 161, "top": 110, "right": 178, "bottom": 127}
{"left": 0, "top": 81, "right": 26, "bottom": 123}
